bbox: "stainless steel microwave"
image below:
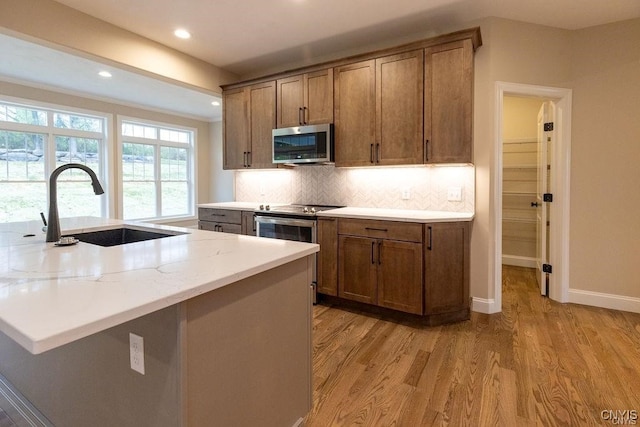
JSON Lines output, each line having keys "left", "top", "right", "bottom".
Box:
{"left": 272, "top": 124, "right": 333, "bottom": 164}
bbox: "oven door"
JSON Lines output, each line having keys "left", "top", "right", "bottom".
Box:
{"left": 255, "top": 215, "right": 317, "bottom": 244}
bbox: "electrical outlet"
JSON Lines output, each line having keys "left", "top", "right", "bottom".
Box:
{"left": 129, "top": 333, "right": 145, "bottom": 375}
{"left": 447, "top": 187, "right": 462, "bottom": 202}
{"left": 401, "top": 187, "right": 411, "bottom": 200}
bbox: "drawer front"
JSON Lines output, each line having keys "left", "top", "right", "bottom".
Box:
{"left": 198, "top": 208, "right": 242, "bottom": 225}
{"left": 198, "top": 221, "right": 242, "bottom": 234}
{"left": 338, "top": 218, "right": 423, "bottom": 243}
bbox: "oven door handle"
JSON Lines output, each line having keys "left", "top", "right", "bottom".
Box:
{"left": 254, "top": 216, "right": 317, "bottom": 228}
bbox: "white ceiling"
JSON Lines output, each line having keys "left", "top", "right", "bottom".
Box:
{"left": 2, "top": 0, "right": 639, "bottom": 121}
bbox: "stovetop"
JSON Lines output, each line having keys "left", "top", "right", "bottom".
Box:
{"left": 255, "top": 204, "right": 342, "bottom": 216}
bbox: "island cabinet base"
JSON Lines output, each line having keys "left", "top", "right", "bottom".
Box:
{"left": 0, "top": 257, "right": 313, "bottom": 427}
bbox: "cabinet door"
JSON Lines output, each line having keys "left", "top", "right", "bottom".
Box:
{"left": 424, "top": 222, "right": 470, "bottom": 315}
{"left": 248, "top": 81, "right": 277, "bottom": 169}
{"left": 317, "top": 217, "right": 338, "bottom": 296}
{"left": 276, "top": 75, "right": 304, "bottom": 128}
{"left": 241, "top": 211, "right": 256, "bottom": 236}
{"left": 304, "top": 69, "right": 333, "bottom": 125}
{"left": 376, "top": 50, "right": 424, "bottom": 165}
{"left": 338, "top": 235, "right": 377, "bottom": 304}
{"left": 223, "top": 88, "right": 249, "bottom": 169}
{"left": 334, "top": 60, "right": 376, "bottom": 167}
{"left": 424, "top": 39, "right": 473, "bottom": 163}
{"left": 377, "top": 240, "right": 423, "bottom": 315}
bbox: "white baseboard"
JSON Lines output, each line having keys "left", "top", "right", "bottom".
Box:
{"left": 502, "top": 255, "right": 537, "bottom": 269}
{"left": 472, "top": 297, "right": 501, "bottom": 314}
{"left": 568, "top": 289, "right": 640, "bottom": 314}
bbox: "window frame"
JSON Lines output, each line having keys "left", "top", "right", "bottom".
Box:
{"left": 117, "top": 116, "right": 197, "bottom": 222}
{"left": 0, "top": 96, "right": 112, "bottom": 222}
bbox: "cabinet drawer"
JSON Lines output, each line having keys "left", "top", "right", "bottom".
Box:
{"left": 198, "top": 208, "right": 242, "bottom": 225}
{"left": 198, "top": 221, "right": 242, "bottom": 234}
{"left": 338, "top": 219, "right": 423, "bottom": 243}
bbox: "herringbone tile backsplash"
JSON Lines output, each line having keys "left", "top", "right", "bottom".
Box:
{"left": 235, "top": 165, "right": 474, "bottom": 212}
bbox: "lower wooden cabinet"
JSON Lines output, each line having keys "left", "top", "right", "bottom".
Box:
{"left": 424, "top": 222, "right": 470, "bottom": 317}
{"left": 198, "top": 208, "right": 255, "bottom": 236}
{"left": 337, "top": 219, "right": 423, "bottom": 315}
{"left": 317, "top": 217, "right": 338, "bottom": 296}
{"left": 319, "top": 217, "right": 470, "bottom": 323}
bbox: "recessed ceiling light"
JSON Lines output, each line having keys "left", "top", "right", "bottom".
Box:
{"left": 174, "top": 29, "right": 191, "bottom": 39}
{"left": 211, "top": 101, "right": 221, "bottom": 106}
{"left": 98, "top": 71, "right": 112, "bottom": 78}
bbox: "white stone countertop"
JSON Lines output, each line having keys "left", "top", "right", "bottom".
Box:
{"left": 0, "top": 217, "right": 318, "bottom": 355}
{"left": 317, "top": 207, "right": 474, "bottom": 223}
{"left": 197, "top": 201, "right": 261, "bottom": 210}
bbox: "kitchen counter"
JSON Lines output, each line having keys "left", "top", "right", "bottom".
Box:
{"left": 197, "top": 201, "right": 261, "bottom": 210}
{"left": 317, "top": 207, "right": 474, "bottom": 223}
{"left": 0, "top": 217, "right": 318, "bottom": 354}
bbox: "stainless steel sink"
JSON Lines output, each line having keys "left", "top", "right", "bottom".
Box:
{"left": 66, "top": 227, "right": 186, "bottom": 247}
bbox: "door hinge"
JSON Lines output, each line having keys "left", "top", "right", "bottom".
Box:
{"left": 544, "top": 122, "right": 554, "bottom": 131}
{"left": 543, "top": 193, "right": 553, "bottom": 202}
{"left": 543, "top": 264, "right": 553, "bottom": 274}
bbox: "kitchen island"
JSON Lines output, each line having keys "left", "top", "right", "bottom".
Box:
{"left": 0, "top": 217, "right": 317, "bottom": 427}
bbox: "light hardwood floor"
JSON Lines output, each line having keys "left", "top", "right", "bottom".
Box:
{"left": 304, "top": 266, "right": 640, "bottom": 426}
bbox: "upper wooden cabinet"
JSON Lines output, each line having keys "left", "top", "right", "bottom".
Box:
{"left": 223, "top": 81, "right": 276, "bottom": 169}
{"left": 334, "top": 60, "right": 376, "bottom": 167}
{"left": 424, "top": 39, "right": 474, "bottom": 164}
{"left": 277, "top": 69, "right": 333, "bottom": 128}
{"left": 222, "top": 27, "right": 480, "bottom": 169}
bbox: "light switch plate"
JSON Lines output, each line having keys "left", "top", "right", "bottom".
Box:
{"left": 447, "top": 187, "right": 462, "bottom": 202}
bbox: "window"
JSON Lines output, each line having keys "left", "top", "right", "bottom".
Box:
{"left": 0, "top": 100, "right": 108, "bottom": 223}
{"left": 119, "top": 119, "right": 195, "bottom": 220}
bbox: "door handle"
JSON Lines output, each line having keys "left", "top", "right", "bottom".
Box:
{"left": 303, "top": 106, "right": 308, "bottom": 124}
{"left": 247, "top": 151, "right": 252, "bottom": 167}
{"left": 371, "top": 241, "right": 375, "bottom": 264}
{"left": 299, "top": 107, "right": 303, "bottom": 125}
{"left": 370, "top": 144, "right": 374, "bottom": 163}
{"left": 531, "top": 202, "right": 540, "bottom": 207}
{"left": 243, "top": 151, "right": 247, "bottom": 167}
{"left": 378, "top": 241, "right": 382, "bottom": 265}
{"left": 425, "top": 140, "right": 429, "bottom": 162}
{"left": 376, "top": 143, "right": 380, "bottom": 163}
{"left": 427, "top": 226, "right": 432, "bottom": 251}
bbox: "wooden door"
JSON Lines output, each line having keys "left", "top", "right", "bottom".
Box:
{"left": 248, "top": 81, "right": 276, "bottom": 168}
{"left": 277, "top": 75, "right": 304, "bottom": 128}
{"left": 424, "top": 39, "right": 473, "bottom": 163}
{"left": 223, "top": 87, "right": 249, "bottom": 169}
{"left": 304, "top": 69, "right": 334, "bottom": 125}
{"left": 338, "top": 235, "right": 377, "bottom": 304}
{"left": 376, "top": 50, "right": 424, "bottom": 165}
{"left": 334, "top": 60, "right": 376, "bottom": 167}
{"left": 377, "top": 239, "right": 423, "bottom": 314}
{"left": 317, "top": 217, "right": 338, "bottom": 296}
{"left": 424, "top": 222, "right": 470, "bottom": 315}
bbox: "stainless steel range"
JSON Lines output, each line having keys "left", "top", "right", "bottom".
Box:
{"left": 254, "top": 204, "right": 341, "bottom": 302}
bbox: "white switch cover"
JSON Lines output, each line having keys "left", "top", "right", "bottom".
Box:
{"left": 447, "top": 187, "right": 462, "bottom": 202}
{"left": 401, "top": 187, "right": 411, "bottom": 200}
{"left": 129, "top": 333, "right": 145, "bottom": 375}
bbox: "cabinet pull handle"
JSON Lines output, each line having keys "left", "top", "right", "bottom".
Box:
{"left": 299, "top": 107, "right": 303, "bottom": 125}
{"left": 365, "top": 227, "right": 388, "bottom": 232}
{"left": 303, "top": 106, "right": 308, "bottom": 124}
{"left": 376, "top": 143, "right": 380, "bottom": 163}
{"left": 247, "top": 151, "right": 252, "bottom": 167}
{"left": 243, "top": 151, "right": 247, "bottom": 167}
{"left": 370, "top": 144, "right": 374, "bottom": 163}
{"left": 425, "top": 140, "right": 429, "bottom": 162}
{"left": 427, "top": 226, "right": 432, "bottom": 250}
{"left": 378, "top": 241, "right": 382, "bottom": 265}
{"left": 371, "top": 241, "right": 375, "bottom": 264}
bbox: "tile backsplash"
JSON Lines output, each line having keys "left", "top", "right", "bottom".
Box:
{"left": 235, "top": 165, "right": 474, "bottom": 212}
